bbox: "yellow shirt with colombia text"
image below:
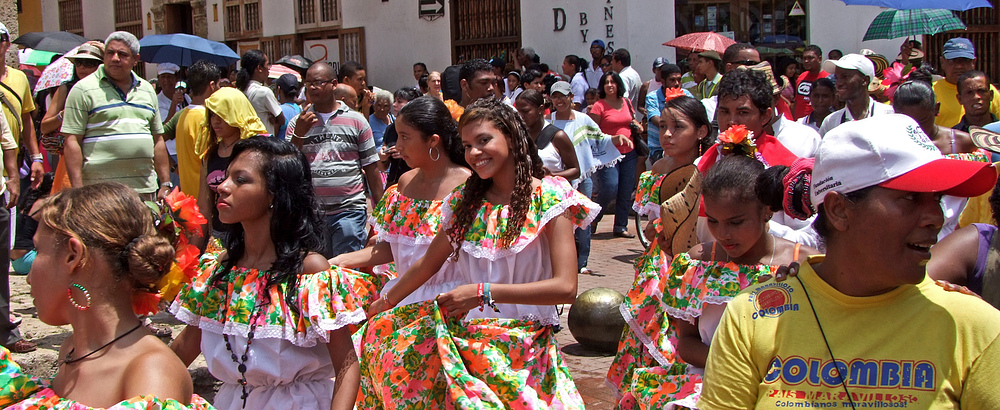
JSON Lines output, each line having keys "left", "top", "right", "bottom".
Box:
{"left": 699, "top": 256, "right": 1000, "bottom": 410}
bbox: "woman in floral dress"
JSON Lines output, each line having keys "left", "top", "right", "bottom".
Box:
{"left": 0, "top": 183, "right": 211, "bottom": 409}
{"left": 169, "top": 137, "right": 363, "bottom": 410}
{"left": 608, "top": 154, "right": 817, "bottom": 409}
{"left": 361, "top": 98, "right": 598, "bottom": 408}
{"left": 329, "top": 96, "right": 471, "bottom": 307}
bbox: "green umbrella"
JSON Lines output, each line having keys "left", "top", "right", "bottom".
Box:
{"left": 23, "top": 49, "right": 60, "bottom": 66}
{"left": 864, "top": 8, "right": 966, "bottom": 41}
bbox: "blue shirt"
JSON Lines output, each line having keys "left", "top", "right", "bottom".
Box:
{"left": 278, "top": 102, "right": 302, "bottom": 140}
{"left": 645, "top": 87, "right": 694, "bottom": 153}
{"left": 368, "top": 113, "right": 394, "bottom": 148}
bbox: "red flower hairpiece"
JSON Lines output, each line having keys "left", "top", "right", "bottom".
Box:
{"left": 882, "top": 62, "right": 916, "bottom": 102}
{"left": 718, "top": 124, "right": 757, "bottom": 157}
{"left": 133, "top": 188, "right": 207, "bottom": 315}
{"left": 663, "top": 88, "right": 687, "bottom": 102}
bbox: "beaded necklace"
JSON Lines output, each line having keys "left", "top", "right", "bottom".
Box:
{"left": 224, "top": 306, "right": 261, "bottom": 408}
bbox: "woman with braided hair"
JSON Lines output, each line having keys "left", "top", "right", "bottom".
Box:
{"left": 360, "top": 98, "right": 596, "bottom": 408}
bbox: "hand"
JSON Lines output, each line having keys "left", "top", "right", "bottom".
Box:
{"left": 436, "top": 284, "right": 481, "bottom": 319}
{"left": 367, "top": 296, "right": 391, "bottom": 318}
{"left": 29, "top": 161, "right": 44, "bottom": 189}
{"left": 171, "top": 89, "right": 186, "bottom": 107}
{"left": 294, "top": 104, "right": 319, "bottom": 138}
{"left": 934, "top": 280, "right": 981, "bottom": 298}
{"left": 378, "top": 145, "right": 399, "bottom": 162}
{"left": 4, "top": 179, "right": 17, "bottom": 209}
{"left": 632, "top": 120, "right": 644, "bottom": 134}
{"left": 157, "top": 185, "right": 171, "bottom": 201}
{"left": 758, "top": 262, "right": 800, "bottom": 283}
{"left": 612, "top": 134, "right": 634, "bottom": 151}
{"left": 362, "top": 89, "right": 375, "bottom": 109}
{"left": 328, "top": 255, "right": 344, "bottom": 267}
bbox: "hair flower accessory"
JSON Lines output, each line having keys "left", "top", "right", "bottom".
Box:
{"left": 132, "top": 188, "right": 208, "bottom": 315}
{"left": 718, "top": 124, "right": 757, "bottom": 157}
{"left": 663, "top": 88, "right": 687, "bottom": 102}
{"left": 882, "top": 62, "right": 916, "bottom": 102}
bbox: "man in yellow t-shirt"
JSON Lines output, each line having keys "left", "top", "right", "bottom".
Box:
{"left": 699, "top": 115, "right": 1000, "bottom": 409}
{"left": 168, "top": 61, "right": 220, "bottom": 198}
{"left": 933, "top": 38, "right": 1000, "bottom": 128}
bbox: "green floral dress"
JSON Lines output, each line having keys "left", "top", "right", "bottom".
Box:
{"left": 0, "top": 346, "right": 214, "bottom": 409}
{"left": 358, "top": 176, "right": 598, "bottom": 409}
{"left": 606, "top": 252, "right": 777, "bottom": 409}
{"left": 169, "top": 252, "right": 367, "bottom": 409}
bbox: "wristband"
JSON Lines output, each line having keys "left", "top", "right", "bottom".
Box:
{"left": 381, "top": 293, "right": 397, "bottom": 309}
{"left": 160, "top": 181, "right": 174, "bottom": 189}
{"left": 477, "top": 283, "right": 486, "bottom": 312}
{"left": 483, "top": 283, "right": 500, "bottom": 313}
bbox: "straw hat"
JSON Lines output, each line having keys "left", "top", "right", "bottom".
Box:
{"left": 659, "top": 165, "right": 702, "bottom": 256}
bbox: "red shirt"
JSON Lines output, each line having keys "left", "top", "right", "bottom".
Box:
{"left": 794, "top": 70, "right": 830, "bottom": 119}
{"left": 589, "top": 98, "right": 633, "bottom": 137}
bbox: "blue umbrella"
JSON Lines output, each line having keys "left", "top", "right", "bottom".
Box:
{"left": 838, "top": 0, "right": 991, "bottom": 11}
{"left": 138, "top": 33, "right": 239, "bottom": 67}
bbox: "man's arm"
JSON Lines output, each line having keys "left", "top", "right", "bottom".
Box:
{"left": 153, "top": 134, "right": 171, "bottom": 198}
{"left": 64, "top": 134, "right": 84, "bottom": 187}
{"left": 21, "top": 112, "right": 44, "bottom": 189}
{"left": 3, "top": 148, "right": 17, "bottom": 208}
{"left": 362, "top": 161, "right": 384, "bottom": 206}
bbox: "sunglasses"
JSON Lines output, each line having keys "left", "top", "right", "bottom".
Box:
{"left": 74, "top": 59, "right": 101, "bottom": 68}
{"left": 730, "top": 60, "right": 761, "bottom": 67}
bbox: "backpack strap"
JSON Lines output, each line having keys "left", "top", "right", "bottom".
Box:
{"left": 536, "top": 124, "right": 560, "bottom": 150}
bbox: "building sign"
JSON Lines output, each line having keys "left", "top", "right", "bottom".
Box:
{"left": 304, "top": 39, "right": 340, "bottom": 73}
{"left": 420, "top": 0, "right": 445, "bottom": 21}
{"left": 553, "top": 0, "right": 618, "bottom": 51}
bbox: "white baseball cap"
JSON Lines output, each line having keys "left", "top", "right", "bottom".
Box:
{"left": 157, "top": 62, "right": 180, "bottom": 76}
{"left": 811, "top": 114, "right": 996, "bottom": 207}
{"left": 822, "top": 53, "right": 875, "bottom": 79}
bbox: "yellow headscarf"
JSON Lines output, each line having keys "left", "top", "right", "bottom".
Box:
{"left": 195, "top": 87, "right": 268, "bottom": 159}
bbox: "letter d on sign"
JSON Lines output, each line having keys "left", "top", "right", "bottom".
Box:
{"left": 553, "top": 8, "right": 566, "bottom": 31}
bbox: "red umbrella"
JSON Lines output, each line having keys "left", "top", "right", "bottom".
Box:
{"left": 664, "top": 32, "right": 737, "bottom": 54}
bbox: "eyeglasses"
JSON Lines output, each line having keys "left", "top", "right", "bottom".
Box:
{"left": 305, "top": 79, "right": 334, "bottom": 88}
{"left": 600, "top": 62, "right": 611, "bottom": 68}
{"left": 74, "top": 59, "right": 101, "bottom": 68}
{"left": 730, "top": 60, "right": 761, "bottom": 67}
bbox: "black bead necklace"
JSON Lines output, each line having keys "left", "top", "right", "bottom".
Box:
{"left": 223, "top": 308, "right": 260, "bottom": 408}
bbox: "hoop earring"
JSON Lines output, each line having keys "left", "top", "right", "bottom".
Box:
{"left": 429, "top": 147, "right": 441, "bottom": 162}
{"left": 68, "top": 283, "right": 91, "bottom": 311}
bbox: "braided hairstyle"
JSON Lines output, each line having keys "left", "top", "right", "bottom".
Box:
{"left": 449, "top": 98, "right": 544, "bottom": 256}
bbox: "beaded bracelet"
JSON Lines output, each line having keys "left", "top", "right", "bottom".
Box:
{"left": 381, "top": 293, "right": 397, "bottom": 309}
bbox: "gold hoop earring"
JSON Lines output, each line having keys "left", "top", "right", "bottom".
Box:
{"left": 429, "top": 147, "right": 441, "bottom": 161}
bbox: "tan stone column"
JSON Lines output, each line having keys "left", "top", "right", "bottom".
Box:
{"left": 1, "top": 0, "right": 18, "bottom": 67}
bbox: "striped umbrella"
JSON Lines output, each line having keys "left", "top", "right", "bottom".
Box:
{"left": 863, "top": 9, "right": 966, "bottom": 41}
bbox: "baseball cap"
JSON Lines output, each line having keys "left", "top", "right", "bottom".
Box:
{"left": 823, "top": 54, "right": 875, "bottom": 79}
{"left": 942, "top": 38, "right": 975, "bottom": 60}
{"left": 550, "top": 81, "right": 572, "bottom": 96}
{"left": 591, "top": 39, "right": 606, "bottom": 49}
{"left": 274, "top": 73, "right": 299, "bottom": 94}
{"left": 811, "top": 114, "right": 996, "bottom": 207}
{"left": 157, "top": 62, "right": 180, "bottom": 76}
{"left": 652, "top": 57, "right": 669, "bottom": 68}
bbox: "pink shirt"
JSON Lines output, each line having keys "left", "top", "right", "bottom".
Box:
{"left": 590, "top": 98, "right": 633, "bottom": 137}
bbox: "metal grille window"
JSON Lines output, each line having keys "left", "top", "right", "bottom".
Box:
{"left": 224, "top": 0, "right": 262, "bottom": 40}
{"left": 450, "top": 0, "right": 520, "bottom": 64}
{"left": 297, "top": 0, "right": 341, "bottom": 31}
{"left": 113, "top": 0, "right": 144, "bottom": 78}
{"left": 58, "top": 0, "right": 84, "bottom": 34}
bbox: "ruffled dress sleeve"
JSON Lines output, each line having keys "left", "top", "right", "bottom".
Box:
{"left": 169, "top": 252, "right": 366, "bottom": 348}
{"left": 659, "top": 253, "right": 776, "bottom": 324}
{"left": 440, "top": 175, "right": 600, "bottom": 261}
{"left": 0, "top": 346, "right": 45, "bottom": 407}
{"left": 633, "top": 171, "right": 665, "bottom": 219}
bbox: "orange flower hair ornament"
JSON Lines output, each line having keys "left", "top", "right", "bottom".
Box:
{"left": 444, "top": 99, "right": 465, "bottom": 122}
{"left": 132, "top": 188, "right": 208, "bottom": 315}
{"left": 718, "top": 124, "right": 757, "bottom": 157}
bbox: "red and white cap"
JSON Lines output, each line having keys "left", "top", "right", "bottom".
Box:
{"left": 811, "top": 114, "right": 997, "bottom": 207}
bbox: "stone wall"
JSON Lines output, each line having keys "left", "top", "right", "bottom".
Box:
{"left": 2, "top": 0, "right": 18, "bottom": 67}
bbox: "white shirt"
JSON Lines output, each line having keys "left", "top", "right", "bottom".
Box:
{"left": 245, "top": 80, "right": 282, "bottom": 135}
{"left": 584, "top": 64, "right": 603, "bottom": 89}
{"left": 817, "top": 97, "right": 895, "bottom": 137}
{"left": 772, "top": 113, "right": 820, "bottom": 158}
{"left": 570, "top": 72, "right": 589, "bottom": 106}
{"left": 619, "top": 66, "right": 643, "bottom": 117}
{"left": 157, "top": 91, "right": 190, "bottom": 156}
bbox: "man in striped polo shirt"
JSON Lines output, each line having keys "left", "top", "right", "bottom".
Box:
{"left": 289, "top": 62, "right": 383, "bottom": 258}
{"left": 62, "top": 31, "right": 172, "bottom": 200}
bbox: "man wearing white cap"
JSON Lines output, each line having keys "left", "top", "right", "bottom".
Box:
{"left": 816, "top": 54, "right": 894, "bottom": 137}
{"left": 699, "top": 114, "right": 1000, "bottom": 409}
{"left": 156, "top": 62, "right": 189, "bottom": 123}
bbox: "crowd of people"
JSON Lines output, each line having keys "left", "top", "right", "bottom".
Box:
{"left": 0, "top": 22, "right": 997, "bottom": 409}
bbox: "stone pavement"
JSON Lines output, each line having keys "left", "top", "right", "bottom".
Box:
{"left": 7, "top": 216, "right": 645, "bottom": 407}
{"left": 558, "top": 216, "right": 646, "bottom": 410}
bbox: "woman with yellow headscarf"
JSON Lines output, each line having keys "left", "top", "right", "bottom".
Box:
{"left": 195, "top": 87, "right": 267, "bottom": 250}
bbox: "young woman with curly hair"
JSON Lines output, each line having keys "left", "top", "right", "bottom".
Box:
{"left": 361, "top": 98, "right": 598, "bottom": 408}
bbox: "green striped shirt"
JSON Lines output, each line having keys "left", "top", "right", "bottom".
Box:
{"left": 62, "top": 66, "right": 164, "bottom": 193}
